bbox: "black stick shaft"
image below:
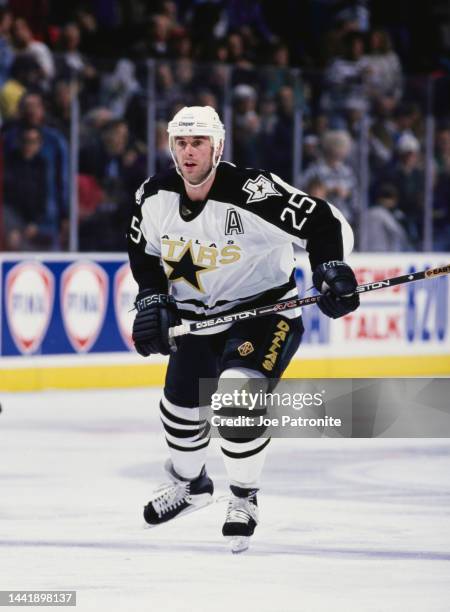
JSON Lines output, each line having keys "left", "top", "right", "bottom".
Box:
{"left": 169, "top": 264, "right": 450, "bottom": 338}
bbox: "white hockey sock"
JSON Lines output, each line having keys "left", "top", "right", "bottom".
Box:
{"left": 221, "top": 436, "right": 270, "bottom": 489}
{"left": 217, "top": 368, "right": 270, "bottom": 489}
{"left": 160, "top": 396, "right": 210, "bottom": 480}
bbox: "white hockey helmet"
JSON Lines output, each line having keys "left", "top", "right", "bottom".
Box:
{"left": 167, "top": 106, "right": 225, "bottom": 185}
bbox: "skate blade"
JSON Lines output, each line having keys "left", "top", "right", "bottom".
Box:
{"left": 229, "top": 536, "right": 250, "bottom": 554}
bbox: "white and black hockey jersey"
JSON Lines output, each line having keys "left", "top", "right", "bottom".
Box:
{"left": 127, "top": 162, "right": 354, "bottom": 327}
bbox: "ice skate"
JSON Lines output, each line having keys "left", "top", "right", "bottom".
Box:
{"left": 143, "top": 460, "right": 214, "bottom": 526}
{"left": 222, "top": 486, "right": 259, "bottom": 553}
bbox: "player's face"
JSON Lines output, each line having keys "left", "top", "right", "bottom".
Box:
{"left": 174, "top": 136, "right": 214, "bottom": 185}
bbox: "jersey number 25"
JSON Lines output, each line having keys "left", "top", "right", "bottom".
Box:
{"left": 280, "top": 194, "right": 316, "bottom": 232}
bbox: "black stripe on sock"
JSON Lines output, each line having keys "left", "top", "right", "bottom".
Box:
{"left": 221, "top": 437, "right": 271, "bottom": 459}
{"left": 162, "top": 419, "right": 210, "bottom": 439}
{"left": 161, "top": 420, "right": 203, "bottom": 438}
{"left": 160, "top": 401, "right": 200, "bottom": 426}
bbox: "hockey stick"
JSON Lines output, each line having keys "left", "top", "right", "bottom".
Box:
{"left": 169, "top": 264, "right": 450, "bottom": 339}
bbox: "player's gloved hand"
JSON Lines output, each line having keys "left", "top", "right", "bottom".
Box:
{"left": 132, "top": 290, "right": 180, "bottom": 356}
{"left": 312, "top": 260, "right": 360, "bottom": 319}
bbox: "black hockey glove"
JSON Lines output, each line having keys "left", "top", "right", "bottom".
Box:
{"left": 312, "top": 261, "right": 360, "bottom": 319}
{"left": 132, "top": 290, "right": 180, "bottom": 356}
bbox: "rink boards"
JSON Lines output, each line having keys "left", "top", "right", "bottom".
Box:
{"left": 0, "top": 252, "right": 449, "bottom": 390}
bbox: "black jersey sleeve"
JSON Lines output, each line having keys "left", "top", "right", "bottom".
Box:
{"left": 126, "top": 177, "right": 168, "bottom": 293}
{"left": 222, "top": 167, "right": 353, "bottom": 270}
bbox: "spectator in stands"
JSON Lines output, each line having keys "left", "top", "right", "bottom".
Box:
{"left": 258, "top": 92, "right": 278, "bottom": 141}
{"left": 433, "top": 121, "right": 450, "bottom": 250}
{"left": 54, "top": 22, "right": 97, "bottom": 86}
{"left": 78, "top": 176, "right": 127, "bottom": 251}
{"left": 367, "top": 183, "right": 412, "bottom": 252}
{"left": 321, "top": 3, "right": 369, "bottom": 66}
{"left": 173, "top": 57, "right": 197, "bottom": 98}
{"left": 226, "top": 30, "right": 262, "bottom": 91}
{"left": 195, "top": 89, "right": 218, "bottom": 110}
{"left": 48, "top": 79, "right": 72, "bottom": 142}
{"left": 100, "top": 58, "right": 140, "bottom": 118}
{"left": 434, "top": 121, "right": 450, "bottom": 172}
{"left": 11, "top": 17, "right": 54, "bottom": 87}
{"left": 301, "top": 134, "right": 321, "bottom": 171}
{"left": 227, "top": 31, "right": 247, "bottom": 64}
{"left": 79, "top": 106, "right": 114, "bottom": 148}
{"left": 369, "top": 94, "right": 398, "bottom": 172}
{"left": 364, "top": 29, "right": 403, "bottom": 101}
{"left": 170, "top": 30, "right": 193, "bottom": 59}
{"left": 305, "top": 176, "right": 328, "bottom": 200}
{"left": 0, "top": 55, "right": 41, "bottom": 121}
{"left": 7, "top": 0, "right": 50, "bottom": 40}
{"left": 188, "top": 1, "right": 226, "bottom": 49}
{"left": 300, "top": 129, "right": 358, "bottom": 223}
{"left": 200, "top": 53, "right": 229, "bottom": 104}
{"left": 79, "top": 118, "right": 146, "bottom": 250}
{"left": 157, "top": 0, "right": 180, "bottom": 30}
{"left": 225, "top": 0, "right": 275, "bottom": 44}
{"left": 199, "top": 36, "right": 228, "bottom": 63}
{"left": 154, "top": 119, "right": 173, "bottom": 172}
{"left": 232, "top": 83, "right": 261, "bottom": 168}
{"left": 79, "top": 118, "right": 141, "bottom": 183}
{"left": 3, "top": 92, "right": 69, "bottom": 236}
{"left": 377, "top": 132, "right": 425, "bottom": 247}
{"left": 0, "top": 7, "right": 14, "bottom": 87}
{"left": 154, "top": 61, "right": 191, "bottom": 118}
{"left": 3, "top": 126, "right": 60, "bottom": 250}
{"left": 321, "top": 31, "right": 369, "bottom": 128}
{"left": 74, "top": 7, "right": 98, "bottom": 56}
{"left": 262, "top": 85, "right": 296, "bottom": 182}
{"left": 393, "top": 101, "right": 424, "bottom": 143}
{"left": 262, "top": 42, "right": 304, "bottom": 109}
{"left": 133, "top": 13, "right": 173, "bottom": 60}
{"left": 342, "top": 95, "right": 367, "bottom": 138}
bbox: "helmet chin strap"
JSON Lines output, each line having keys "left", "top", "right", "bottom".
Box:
{"left": 176, "top": 163, "right": 217, "bottom": 189}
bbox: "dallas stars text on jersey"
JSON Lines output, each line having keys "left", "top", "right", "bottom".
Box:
{"left": 127, "top": 162, "right": 354, "bottom": 326}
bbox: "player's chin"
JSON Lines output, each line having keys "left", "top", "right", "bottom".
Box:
{"left": 184, "top": 169, "right": 210, "bottom": 185}
{"left": 182, "top": 167, "right": 197, "bottom": 180}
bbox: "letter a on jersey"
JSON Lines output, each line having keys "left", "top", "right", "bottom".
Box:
{"left": 243, "top": 174, "right": 281, "bottom": 203}
{"left": 225, "top": 208, "right": 244, "bottom": 235}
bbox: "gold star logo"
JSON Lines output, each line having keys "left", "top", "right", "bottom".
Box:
{"left": 162, "top": 240, "right": 216, "bottom": 293}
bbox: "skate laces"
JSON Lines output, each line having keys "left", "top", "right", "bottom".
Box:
{"left": 225, "top": 494, "right": 257, "bottom": 524}
{"left": 151, "top": 480, "right": 190, "bottom": 517}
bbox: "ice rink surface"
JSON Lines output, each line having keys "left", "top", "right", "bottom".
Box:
{"left": 1, "top": 388, "right": 450, "bottom": 612}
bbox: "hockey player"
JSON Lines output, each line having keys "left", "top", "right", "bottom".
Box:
{"left": 127, "top": 106, "right": 359, "bottom": 553}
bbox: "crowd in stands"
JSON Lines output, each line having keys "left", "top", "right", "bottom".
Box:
{"left": 0, "top": 1, "right": 449, "bottom": 252}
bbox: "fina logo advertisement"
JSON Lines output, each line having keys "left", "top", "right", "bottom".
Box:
{"left": 5, "top": 261, "right": 55, "bottom": 354}
{"left": 60, "top": 261, "right": 108, "bottom": 353}
{"left": 114, "top": 263, "right": 138, "bottom": 349}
